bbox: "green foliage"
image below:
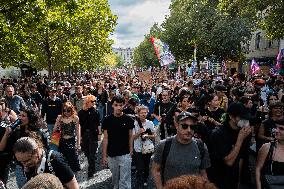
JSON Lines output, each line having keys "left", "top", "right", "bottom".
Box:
{"left": 218, "top": 0, "right": 284, "bottom": 39}
{"left": 0, "top": 0, "right": 117, "bottom": 76}
{"left": 161, "top": 0, "right": 253, "bottom": 62}
{"left": 133, "top": 23, "right": 160, "bottom": 67}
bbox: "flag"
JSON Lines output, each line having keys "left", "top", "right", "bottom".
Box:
{"left": 150, "top": 37, "right": 175, "bottom": 66}
{"left": 275, "top": 49, "right": 283, "bottom": 71}
{"left": 222, "top": 60, "right": 227, "bottom": 74}
{"left": 251, "top": 58, "right": 260, "bottom": 75}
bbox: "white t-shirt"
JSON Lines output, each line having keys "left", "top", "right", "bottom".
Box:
{"left": 133, "top": 119, "right": 155, "bottom": 152}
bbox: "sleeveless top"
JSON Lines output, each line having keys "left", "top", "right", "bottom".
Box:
{"left": 262, "top": 142, "right": 284, "bottom": 176}
{"left": 60, "top": 120, "right": 76, "bottom": 137}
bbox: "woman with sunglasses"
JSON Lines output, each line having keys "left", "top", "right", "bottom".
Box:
{"left": 53, "top": 102, "right": 81, "bottom": 173}
{"left": 78, "top": 95, "right": 101, "bottom": 178}
{"left": 255, "top": 119, "right": 284, "bottom": 189}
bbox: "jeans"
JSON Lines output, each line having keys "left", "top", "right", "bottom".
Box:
{"left": 15, "top": 164, "right": 27, "bottom": 188}
{"left": 108, "top": 154, "right": 132, "bottom": 189}
{"left": 134, "top": 152, "right": 152, "bottom": 188}
{"left": 47, "top": 123, "right": 55, "bottom": 137}
{"left": 97, "top": 103, "right": 105, "bottom": 123}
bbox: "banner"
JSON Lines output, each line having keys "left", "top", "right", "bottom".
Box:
{"left": 150, "top": 37, "right": 175, "bottom": 66}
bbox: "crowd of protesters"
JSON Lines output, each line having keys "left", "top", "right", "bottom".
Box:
{"left": 0, "top": 67, "right": 283, "bottom": 189}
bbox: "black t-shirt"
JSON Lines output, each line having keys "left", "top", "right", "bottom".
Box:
{"left": 25, "top": 151, "right": 74, "bottom": 185}
{"left": 200, "top": 108, "right": 225, "bottom": 131}
{"left": 207, "top": 123, "right": 250, "bottom": 189}
{"left": 78, "top": 107, "right": 100, "bottom": 140}
{"left": 102, "top": 114, "right": 134, "bottom": 157}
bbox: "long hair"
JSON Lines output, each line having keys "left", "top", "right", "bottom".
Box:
{"left": 22, "top": 107, "right": 46, "bottom": 130}
{"left": 62, "top": 101, "right": 77, "bottom": 117}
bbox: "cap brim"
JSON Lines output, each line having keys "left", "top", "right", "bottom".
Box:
{"left": 178, "top": 115, "right": 198, "bottom": 122}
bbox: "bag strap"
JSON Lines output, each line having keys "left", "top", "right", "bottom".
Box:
{"left": 136, "top": 116, "right": 143, "bottom": 129}
{"left": 264, "top": 141, "right": 275, "bottom": 175}
{"left": 161, "top": 137, "right": 173, "bottom": 185}
{"left": 266, "top": 141, "right": 275, "bottom": 163}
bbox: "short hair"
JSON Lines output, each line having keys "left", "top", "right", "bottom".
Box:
{"left": 164, "top": 175, "right": 217, "bottom": 189}
{"left": 111, "top": 95, "right": 125, "bottom": 105}
{"left": 22, "top": 173, "right": 64, "bottom": 189}
{"left": 135, "top": 105, "right": 149, "bottom": 114}
{"left": 83, "top": 95, "right": 96, "bottom": 110}
{"left": 13, "top": 137, "right": 42, "bottom": 154}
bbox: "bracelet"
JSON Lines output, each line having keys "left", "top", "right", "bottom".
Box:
{"left": 98, "top": 133, "right": 102, "bottom": 135}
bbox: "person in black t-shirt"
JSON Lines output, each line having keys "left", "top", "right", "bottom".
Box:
{"left": 13, "top": 137, "right": 79, "bottom": 189}
{"left": 78, "top": 95, "right": 101, "bottom": 178}
{"left": 102, "top": 95, "right": 134, "bottom": 189}
{"left": 207, "top": 102, "right": 252, "bottom": 189}
{"left": 152, "top": 90, "right": 176, "bottom": 139}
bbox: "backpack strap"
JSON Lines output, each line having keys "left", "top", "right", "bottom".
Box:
{"left": 161, "top": 137, "right": 173, "bottom": 185}
{"left": 196, "top": 139, "right": 205, "bottom": 160}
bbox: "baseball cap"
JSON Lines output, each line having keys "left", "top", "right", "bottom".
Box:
{"left": 227, "top": 102, "right": 251, "bottom": 120}
{"left": 176, "top": 112, "right": 198, "bottom": 122}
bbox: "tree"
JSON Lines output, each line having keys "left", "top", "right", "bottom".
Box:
{"left": 161, "top": 0, "right": 253, "bottom": 62}
{"left": 133, "top": 23, "right": 161, "bottom": 67}
{"left": 103, "top": 52, "right": 124, "bottom": 68}
{"left": 0, "top": 0, "right": 117, "bottom": 77}
{"left": 218, "top": 0, "right": 284, "bottom": 39}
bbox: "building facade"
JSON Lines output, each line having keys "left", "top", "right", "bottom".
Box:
{"left": 112, "top": 47, "right": 134, "bottom": 66}
{"left": 243, "top": 29, "right": 280, "bottom": 74}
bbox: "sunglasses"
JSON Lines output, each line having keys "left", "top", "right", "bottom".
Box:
{"left": 180, "top": 124, "right": 197, "bottom": 130}
{"left": 91, "top": 100, "right": 96, "bottom": 103}
{"left": 63, "top": 109, "right": 72, "bottom": 113}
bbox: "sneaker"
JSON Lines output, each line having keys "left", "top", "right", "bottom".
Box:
{"left": 143, "top": 182, "right": 148, "bottom": 186}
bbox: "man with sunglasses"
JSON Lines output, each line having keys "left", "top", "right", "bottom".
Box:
{"left": 152, "top": 112, "right": 211, "bottom": 189}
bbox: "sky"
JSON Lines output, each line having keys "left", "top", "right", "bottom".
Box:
{"left": 108, "top": 0, "right": 171, "bottom": 48}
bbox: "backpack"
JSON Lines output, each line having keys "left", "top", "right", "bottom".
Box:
{"left": 161, "top": 137, "right": 205, "bottom": 185}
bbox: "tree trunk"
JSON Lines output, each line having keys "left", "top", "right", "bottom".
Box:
{"left": 45, "top": 30, "right": 52, "bottom": 79}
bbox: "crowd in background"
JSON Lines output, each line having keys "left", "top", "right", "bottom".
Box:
{"left": 0, "top": 67, "right": 284, "bottom": 189}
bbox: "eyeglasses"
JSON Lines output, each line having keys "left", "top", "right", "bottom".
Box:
{"left": 180, "top": 123, "right": 197, "bottom": 130}
{"left": 63, "top": 109, "right": 72, "bottom": 113}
